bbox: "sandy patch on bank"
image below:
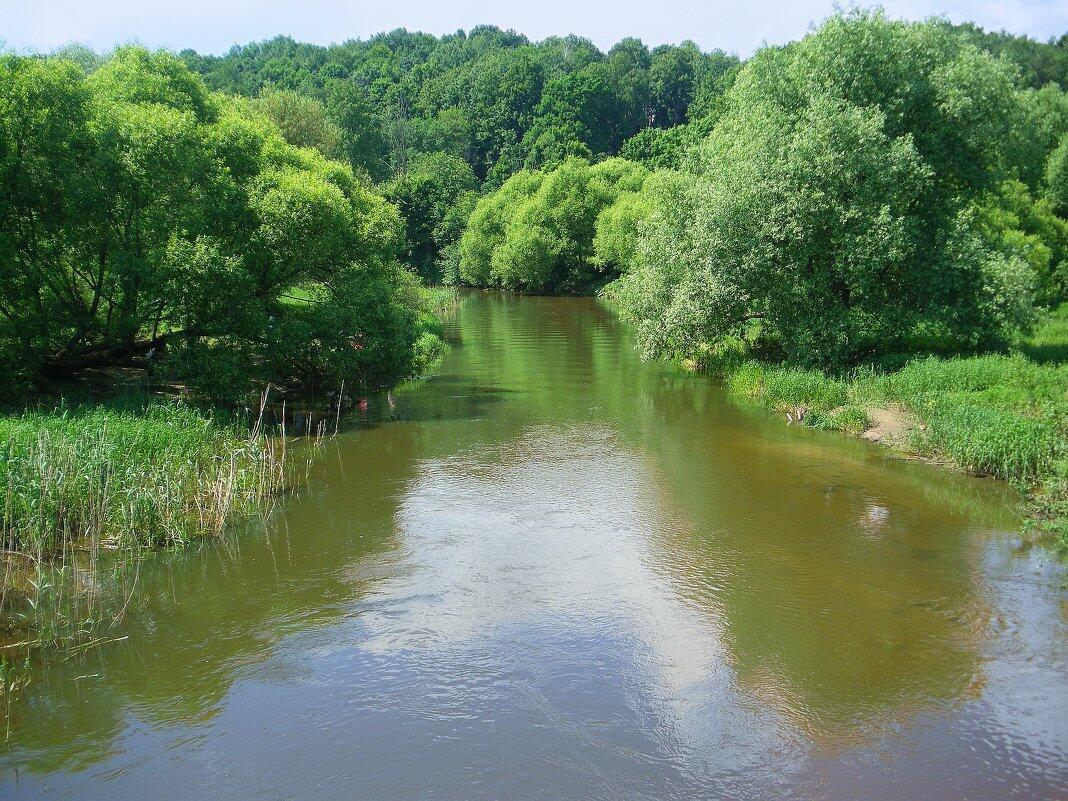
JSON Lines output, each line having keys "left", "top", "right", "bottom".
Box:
{"left": 859, "top": 404, "right": 921, "bottom": 445}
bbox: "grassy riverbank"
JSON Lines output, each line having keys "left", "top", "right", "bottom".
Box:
{"left": 1, "top": 399, "right": 298, "bottom": 651}
{"left": 714, "top": 305, "right": 1068, "bottom": 550}
{"left": 1, "top": 401, "right": 290, "bottom": 555}
{"left": 0, "top": 287, "right": 460, "bottom": 657}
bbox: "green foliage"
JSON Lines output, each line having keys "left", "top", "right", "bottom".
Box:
{"left": 458, "top": 158, "right": 648, "bottom": 293}
{"left": 163, "top": 20, "right": 1065, "bottom": 258}
{"left": 1013, "top": 83, "right": 1068, "bottom": 189}
{"left": 325, "top": 79, "right": 389, "bottom": 180}
{"left": 649, "top": 42, "right": 702, "bottom": 127}
{"left": 947, "top": 22, "right": 1068, "bottom": 90}
{"left": 0, "top": 47, "right": 424, "bottom": 400}
{"left": 609, "top": 11, "right": 1030, "bottom": 368}
{"left": 977, "top": 180, "right": 1068, "bottom": 306}
{"left": 384, "top": 152, "right": 477, "bottom": 280}
{"left": 253, "top": 87, "right": 345, "bottom": 160}
{"left": 1047, "top": 133, "right": 1068, "bottom": 217}
{"left": 436, "top": 191, "right": 479, "bottom": 284}
{"left": 591, "top": 185, "right": 654, "bottom": 273}
{"left": 179, "top": 28, "right": 740, "bottom": 187}
{"left": 618, "top": 125, "right": 698, "bottom": 170}
{"left": 457, "top": 169, "right": 542, "bottom": 286}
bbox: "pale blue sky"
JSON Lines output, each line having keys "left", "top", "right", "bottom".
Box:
{"left": 2, "top": 0, "right": 1065, "bottom": 56}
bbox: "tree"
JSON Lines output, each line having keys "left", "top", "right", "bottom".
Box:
{"left": 384, "top": 152, "right": 477, "bottom": 280}
{"left": 463, "top": 47, "right": 545, "bottom": 178}
{"left": 618, "top": 125, "right": 698, "bottom": 170}
{"left": 325, "top": 79, "right": 389, "bottom": 180}
{"left": 458, "top": 157, "right": 647, "bottom": 293}
{"left": 523, "top": 63, "right": 638, "bottom": 159}
{"left": 458, "top": 169, "right": 543, "bottom": 286}
{"left": 1014, "top": 84, "right": 1068, "bottom": 190}
{"left": 649, "top": 43, "right": 702, "bottom": 127}
{"left": 609, "top": 12, "right": 1029, "bottom": 367}
{"left": 0, "top": 47, "right": 423, "bottom": 399}
{"left": 521, "top": 121, "right": 593, "bottom": 170}
{"left": 592, "top": 183, "right": 654, "bottom": 273}
{"left": 979, "top": 180, "right": 1068, "bottom": 306}
{"left": 254, "top": 87, "right": 345, "bottom": 160}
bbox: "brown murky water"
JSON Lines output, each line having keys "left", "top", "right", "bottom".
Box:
{"left": 1, "top": 294, "right": 1065, "bottom": 800}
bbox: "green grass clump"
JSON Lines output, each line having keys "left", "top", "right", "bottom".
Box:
{"left": 1, "top": 400, "right": 290, "bottom": 557}
{"left": 882, "top": 354, "right": 1067, "bottom": 411}
{"left": 920, "top": 402, "right": 1061, "bottom": 482}
{"left": 420, "top": 285, "right": 462, "bottom": 320}
{"left": 824, "top": 404, "right": 871, "bottom": 435}
{"left": 726, "top": 362, "right": 849, "bottom": 413}
{"left": 1, "top": 398, "right": 297, "bottom": 650}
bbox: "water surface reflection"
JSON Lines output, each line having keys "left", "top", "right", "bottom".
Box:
{"left": 1, "top": 294, "right": 1063, "bottom": 800}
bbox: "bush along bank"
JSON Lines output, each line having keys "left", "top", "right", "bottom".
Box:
{"left": 711, "top": 307, "right": 1068, "bottom": 551}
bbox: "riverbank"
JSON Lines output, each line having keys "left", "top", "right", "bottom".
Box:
{"left": 0, "top": 286, "right": 460, "bottom": 657}
{"left": 712, "top": 305, "right": 1068, "bottom": 550}
{"left": 0, "top": 399, "right": 301, "bottom": 652}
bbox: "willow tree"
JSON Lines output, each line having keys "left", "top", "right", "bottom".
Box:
{"left": 0, "top": 47, "right": 420, "bottom": 398}
{"left": 609, "top": 11, "right": 1032, "bottom": 367}
{"left": 458, "top": 157, "right": 647, "bottom": 293}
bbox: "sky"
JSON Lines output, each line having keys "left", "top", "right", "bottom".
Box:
{"left": 2, "top": 0, "right": 1065, "bottom": 57}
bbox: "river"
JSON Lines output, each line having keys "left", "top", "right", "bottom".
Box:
{"left": 1, "top": 293, "right": 1065, "bottom": 800}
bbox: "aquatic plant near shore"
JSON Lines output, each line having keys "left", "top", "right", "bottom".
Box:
{"left": 0, "top": 400, "right": 307, "bottom": 651}
{"left": 1, "top": 404, "right": 289, "bottom": 553}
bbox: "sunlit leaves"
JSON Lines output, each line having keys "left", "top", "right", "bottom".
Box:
{"left": 0, "top": 47, "right": 421, "bottom": 399}
{"left": 609, "top": 11, "right": 1032, "bottom": 368}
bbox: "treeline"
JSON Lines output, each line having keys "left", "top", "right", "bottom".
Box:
{"left": 180, "top": 28, "right": 739, "bottom": 182}
{"left": 460, "top": 13, "right": 1068, "bottom": 370}
{"left": 168, "top": 17, "right": 1068, "bottom": 300}
{"left": 4, "top": 15, "right": 1067, "bottom": 393}
{"left": 174, "top": 27, "right": 740, "bottom": 283}
{"left": 0, "top": 48, "right": 443, "bottom": 400}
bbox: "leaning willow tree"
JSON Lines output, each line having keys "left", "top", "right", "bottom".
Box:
{"left": 0, "top": 47, "right": 423, "bottom": 399}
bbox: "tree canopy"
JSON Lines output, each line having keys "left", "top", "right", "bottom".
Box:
{"left": 0, "top": 47, "right": 426, "bottom": 399}
{"left": 180, "top": 27, "right": 741, "bottom": 182}
{"left": 457, "top": 157, "right": 648, "bottom": 293}
{"left": 607, "top": 11, "right": 1049, "bottom": 367}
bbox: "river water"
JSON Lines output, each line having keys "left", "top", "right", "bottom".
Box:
{"left": 1, "top": 293, "right": 1065, "bottom": 800}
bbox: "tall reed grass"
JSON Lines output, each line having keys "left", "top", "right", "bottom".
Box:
{"left": 0, "top": 398, "right": 305, "bottom": 651}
